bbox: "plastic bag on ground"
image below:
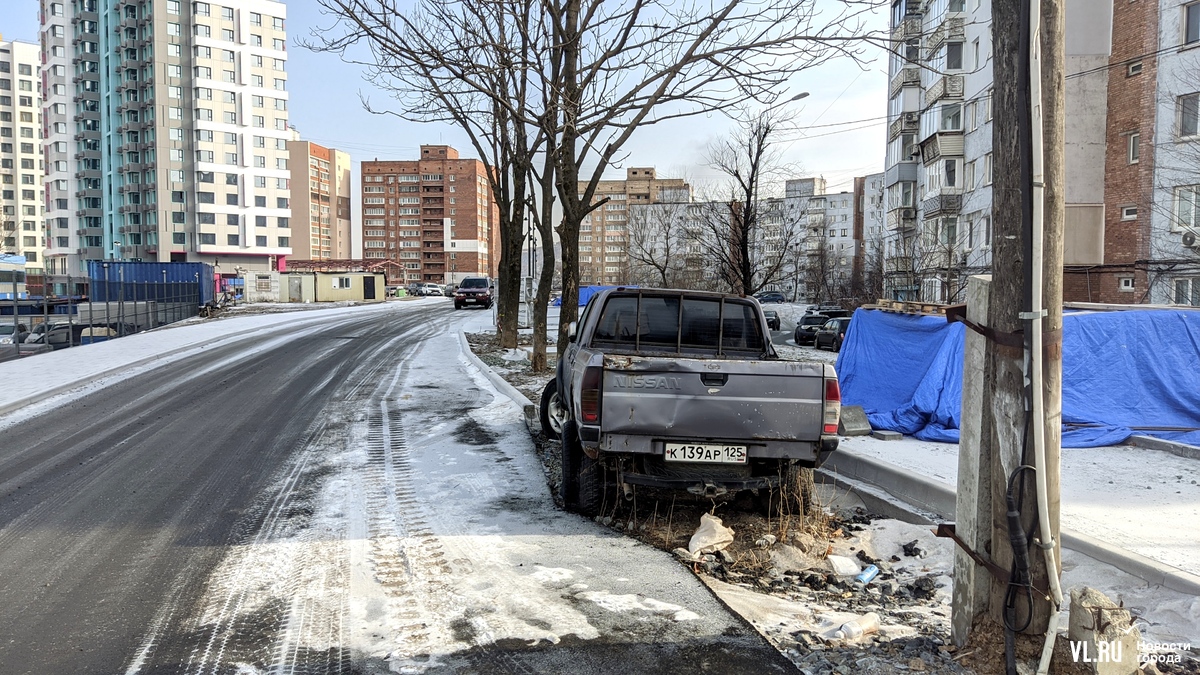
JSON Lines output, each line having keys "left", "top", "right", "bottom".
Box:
{"left": 688, "top": 513, "right": 735, "bottom": 555}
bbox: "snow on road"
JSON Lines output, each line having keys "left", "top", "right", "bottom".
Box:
{"left": 102, "top": 301, "right": 787, "bottom": 673}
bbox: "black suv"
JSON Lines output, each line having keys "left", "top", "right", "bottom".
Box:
{"left": 793, "top": 313, "right": 831, "bottom": 345}
{"left": 755, "top": 291, "right": 786, "bottom": 303}
{"left": 454, "top": 277, "right": 493, "bottom": 309}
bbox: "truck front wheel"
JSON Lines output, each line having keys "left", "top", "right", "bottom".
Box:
{"left": 539, "top": 379, "right": 567, "bottom": 441}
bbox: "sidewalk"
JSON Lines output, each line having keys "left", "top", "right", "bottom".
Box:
{"left": 832, "top": 435, "right": 1200, "bottom": 579}
{"left": 0, "top": 301, "right": 403, "bottom": 418}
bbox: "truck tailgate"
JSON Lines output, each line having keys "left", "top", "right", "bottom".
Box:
{"left": 600, "top": 356, "right": 827, "bottom": 442}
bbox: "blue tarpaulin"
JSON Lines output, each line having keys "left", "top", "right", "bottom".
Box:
{"left": 835, "top": 308, "right": 1200, "bottom": 448}
{"left": 552, "top": 285, "right": 632, "bottom": 307}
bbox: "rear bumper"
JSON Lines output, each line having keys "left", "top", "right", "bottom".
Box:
{"left": 589, "top": 431, "right": 834, "bottom": 465}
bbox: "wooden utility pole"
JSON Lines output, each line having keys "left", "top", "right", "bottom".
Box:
{"left": 977, "top": 0, "right": 1064, "bottom": 639}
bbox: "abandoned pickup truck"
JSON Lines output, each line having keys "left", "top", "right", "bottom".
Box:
{"left": 539, "top": 287, "right": 840, "bottom": 516}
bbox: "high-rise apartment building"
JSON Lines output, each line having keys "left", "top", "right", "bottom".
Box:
{"left": 882, "top": 0, "right": 1112, "bottom": 303}
{"left": 360, "top": 145, "right": 499, "bottom": 286}
{"left": 40, "top": 0, "right": 292, "bottom": 295}
{"left": 580, "top": 168, "right": 690, "bottom": 285}
{"left": 287, "top": 137, "right": 352, "bottom": 260}
{"left": 0, "top": 38, "right": 44, "bottom": 274}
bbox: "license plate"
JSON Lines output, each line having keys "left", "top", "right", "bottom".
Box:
{"left": 465, "top": 298, "right": 478, "bottom": 303}
{"left": 663, "top": 443, "right": 747, "bottom": 464}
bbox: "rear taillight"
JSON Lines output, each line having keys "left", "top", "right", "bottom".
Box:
{"left": 823, "top": 377, "right": 841, "bottom": 435}
{"left": 580, "top": 366, "right": 602, "bottom": 424}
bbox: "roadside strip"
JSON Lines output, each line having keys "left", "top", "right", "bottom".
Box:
{"left": 818, "top": 450, "right": 1200, "bottom": 597}
{"left": 0, "top": 303, "right": 398, "bottom": 418}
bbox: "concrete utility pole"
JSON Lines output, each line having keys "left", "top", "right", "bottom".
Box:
{"left": 970, "top": 0, "right": 1064, "bottom": 647}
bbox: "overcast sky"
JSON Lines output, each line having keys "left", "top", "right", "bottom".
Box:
{"left": 3, "top": 1, "right": 888, "bottom": 198}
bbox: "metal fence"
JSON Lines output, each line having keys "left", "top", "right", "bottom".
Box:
{"left": 9, "top": 280, "right": 204, "bottom": 353}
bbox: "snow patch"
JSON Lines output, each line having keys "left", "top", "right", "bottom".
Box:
{"left": 573, "top": 590, "right": 700, "bottom": 621}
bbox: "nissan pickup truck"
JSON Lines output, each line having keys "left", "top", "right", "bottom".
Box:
{"left": 539, "top": 287, "right": 840, "bottom": 516}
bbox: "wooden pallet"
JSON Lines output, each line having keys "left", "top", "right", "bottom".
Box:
{"left": 862, "top": 299, "right": 949, "bottom": 316}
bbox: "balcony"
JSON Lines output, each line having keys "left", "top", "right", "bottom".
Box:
{"left": 889, "top": 66, "right": 920, "bottom": 98}
{"left": 886, "top": 207, "right": 918, "bottom": 231}
{"left": 888, "top": 112, "right": 920, "bottom": 140}
{"left": 924, "top": 74, "right": 964, "bottom": 106}
{"left": 890, "top": 16, "right": 921, "bottom": 42}
{"left": 927, "top": 16, "right": 966, "bottom": 52}
{"left": 885, "top": 257, "right": 913, "bottom": 274}
{"left": 919, "top": 132, "right": 964, "bottom": 164}
{"left": 921, "top": 189, "right": 963, "bottom": 217}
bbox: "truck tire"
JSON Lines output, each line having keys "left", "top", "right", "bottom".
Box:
{"left": 559, "top": 420, "right": 614, "bottom": 517}
{"left": 559, "top": 420, "right": 581, "bottom": 509}
{"left": 539, "top": 379, "right": 566, "bottom": 441}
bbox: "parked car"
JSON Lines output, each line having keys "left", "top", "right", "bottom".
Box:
{"left": 0, "top": 323, "right": 30, "bottom": 345}
{"left": 755, "top": 291, "right": 786, "bottom": 303}
{"left": 405, "top": 283, "right": 423, "bottom": 297}
{"left": 454, "top": 276, "right": 493, "bottom": 309}
{"left": 442, "top": 284, "right": 456, "bottom": 297}
{"left": 763, "top": 309, "right": 781, "bottom": 331}
{"left": 814, "top": 317, "right": 853, "bottom": 352}
{"left": 418, "top": 282, "right": 444, "bottom": 297}
{"left": 793, "top": 313, "right": 831, "bottom": 345}
{"left": 540, "top": 287, "right": 839, "bottom": 516}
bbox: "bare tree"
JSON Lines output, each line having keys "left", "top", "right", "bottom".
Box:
{"left": 625, "top": 201, "right": 692, "bottom": 287}
{"left": 308, "top": 0, "right": 550, "bottom": 350}
{"left": 688, "top": 110, "right": 810, "bottom": 295}
{"left": 538, "top": 0, "right": 879, "bottom": 352}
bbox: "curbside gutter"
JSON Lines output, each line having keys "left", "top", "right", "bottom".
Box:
{"left": 1129, "top": 435, "right": 1200, "bottom": 461}
{"left": 456, "top": 330, "right": 535, "bottom": 409}
{"left": 819, "top": 450, "right": 1200, "bottom": 597}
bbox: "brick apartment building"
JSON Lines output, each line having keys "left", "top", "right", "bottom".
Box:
{"left": 360, "top": 146, "right": 499, "bottom": 286}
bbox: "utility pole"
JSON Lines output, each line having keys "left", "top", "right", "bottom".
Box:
{"left": 976, "top": 0, "right": 1065, "bottom": 660}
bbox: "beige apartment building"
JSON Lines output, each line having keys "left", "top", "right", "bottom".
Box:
{"left": 360, "top": 146, "right": 499, "bottom": 286}
{"left": 579, "top": 168, "right": 690, "bottom": 285}
{"left": 287, "top": 138, "right": 351, "bottom": 260}
{"left": 0, "top": 38, "right": 44, "bottom": 275}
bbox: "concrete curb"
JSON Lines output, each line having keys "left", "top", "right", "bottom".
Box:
{"left": 1129, "top": 435, "right": 1200, "bottom": 461}
{"left": 456, "top": 330, "right": 535, "bottom": 409}
{"left": 821, "top": 449, "right": 1200, "bottom": 597}
{"left": 0, "top": 306, "right": 390, "bottom": 418}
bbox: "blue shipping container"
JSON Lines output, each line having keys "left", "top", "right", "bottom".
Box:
{"left": 87, "top": 262, "right": 215, "bottom": 305}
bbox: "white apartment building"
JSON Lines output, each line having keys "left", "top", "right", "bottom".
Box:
{"left": 40, "top": 0, "right": 292, "bottom": 295}
{"left": 883, "top": 0, "right": 1112, "bottom": 303}
{"left": 0, "top": 38, "right": 44, "bottom": 276}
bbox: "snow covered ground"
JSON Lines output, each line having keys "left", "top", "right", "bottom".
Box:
{"left": 7, "top": 298, "right": 1197, "bottom": 668}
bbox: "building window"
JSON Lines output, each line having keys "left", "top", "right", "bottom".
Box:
{"left": 333, "top": 277, "right": 352, "bottom": 289}
{"left": 1187, "top": 2, "right": 1200, "bottom": 45}
{"left": 1180, "top": 93, "right": 1199, "bottom": 138}
{"left": 1174, "top": 185, "right": 1200, "bottom": 231}
{"left": 1121, "top": 205, "right": 1138, "bottom": 220}
{"left": 1128, "top": 132, "right": 1140, "bottom": 164}
{"left": 1118, "top": 277, "right": 1135, "bottom": 292}
{"left": 1175, "top": 278, "right": 1200, "bottom": 306}
{"left": 1127, "top": 61, "right": 1143, "bottom": 77}
{"left": 946, "top": 42, "right": 963, "bottom": 71}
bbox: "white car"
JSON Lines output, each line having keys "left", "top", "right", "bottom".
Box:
{"left": 0, "top": 323, "right": 30, "bottom": 345}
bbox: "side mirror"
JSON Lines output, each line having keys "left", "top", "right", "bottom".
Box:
{"left": 567, "top": 321, "right": 578, "bottom": 342}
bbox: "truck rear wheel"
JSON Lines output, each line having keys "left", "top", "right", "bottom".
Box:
{"left": 559, "top": 421, "right": 615, "bottom": 517}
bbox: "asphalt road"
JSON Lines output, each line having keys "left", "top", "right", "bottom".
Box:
{"left": 0, "top": 302, "right": 795, "bottom": 674}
